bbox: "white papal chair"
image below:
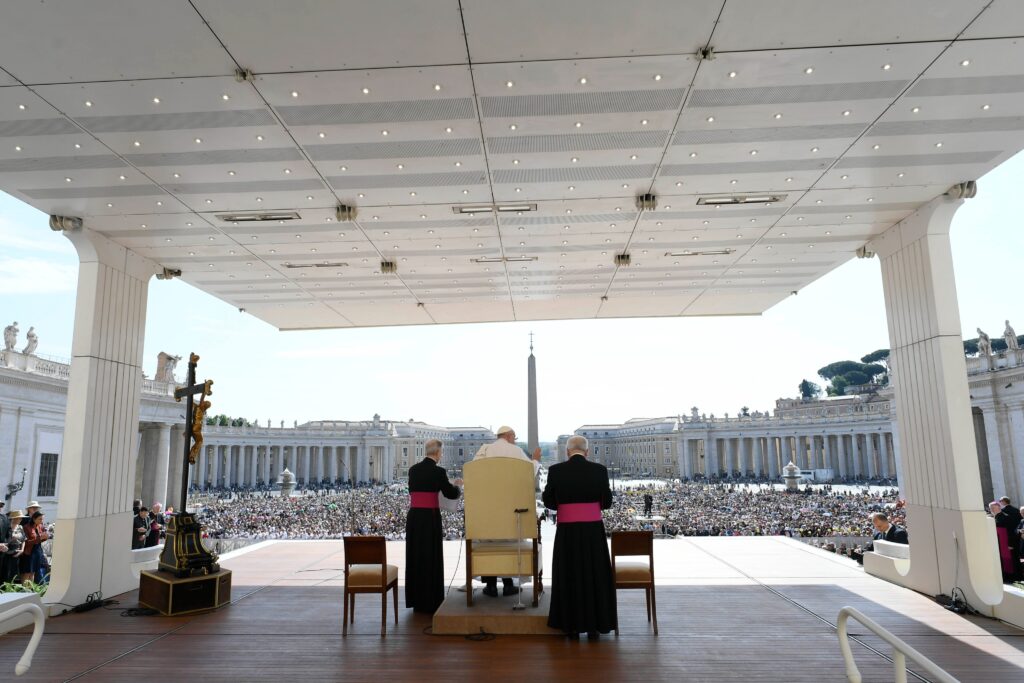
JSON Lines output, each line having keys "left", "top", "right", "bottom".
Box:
{"left": 463, "top": 457, "right": 540, "bottom": 607}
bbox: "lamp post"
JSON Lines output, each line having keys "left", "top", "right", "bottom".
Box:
{"left": 4, "top": 466, "right": 27, "bottom": 506}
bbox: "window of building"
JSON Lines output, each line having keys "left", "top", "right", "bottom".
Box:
{"left": 37, "top": 452, "right": 59, "bottom": 497}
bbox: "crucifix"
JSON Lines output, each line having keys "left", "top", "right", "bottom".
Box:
{"left": 174, "top": 352, "right": 213, "bottom": 514}
{"left": 157, "top": 352, "right": 220, "bottom": 577}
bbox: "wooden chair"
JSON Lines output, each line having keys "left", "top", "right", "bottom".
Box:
{"left": 463, "top": 457, "right": 540, "bottom": 607}
{"left": 611, "top": 530, "right": 658, "bottom": 635}
{"left": 342, "top": 536, "right": 398, "bottom": 637}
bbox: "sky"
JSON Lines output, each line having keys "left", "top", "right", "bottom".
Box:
{"left": 2, "top": 153, "right": 1022, "bottom": 441}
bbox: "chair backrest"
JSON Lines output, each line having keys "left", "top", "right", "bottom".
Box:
{"left": 464, "top": 458, "right": 538, "bottom": 540}
{"left": 611, "top": 530, "right": 654, "bottom": 560}
{"left": 343, "top": 535, "right": 386, "bottom": 566}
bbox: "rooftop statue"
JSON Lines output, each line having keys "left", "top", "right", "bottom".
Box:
{"left": 977, "top": 328, "right": 992, "bottom": 357}
{"left": 22, "top": 327, "right": 38, "bottom": 356}
{"left": 1005, "top": 320, "right": 1019, "bottom": 352}
{"left": 155, "top": 351, "right": 181, "bottom": 383}
{"left": 3, "top": 321, "right": 17, "bottom": 351}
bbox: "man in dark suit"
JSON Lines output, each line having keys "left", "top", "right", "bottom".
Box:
{"left": 854, "top": 512, "right": 907, "bottom": 564}
{"left": 131, "top": 507, "right": 149, "bottom": 550}
{"left": 543, "top": 435, "right": 617, "bottom": 640}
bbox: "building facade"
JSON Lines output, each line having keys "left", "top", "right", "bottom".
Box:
{"left": 559, "top": 333, "right": 1024, "bottom": 505}
{"left": 1, "top": 345, "right": 493, "bottom": 512}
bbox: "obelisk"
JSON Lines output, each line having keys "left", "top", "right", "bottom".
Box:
{"left": 527, "top": 332, "right": 539, "bottom": 454}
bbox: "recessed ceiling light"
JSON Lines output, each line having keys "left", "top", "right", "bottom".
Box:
{"left": 728, "top": 71, "right": 737, "bottom": 78}
{"left": 749, "top": 149, "right": 758, "bottom": 155}
{"left": 205, "top": 199, "right": 212, "bottom": 204}
{"left": 506, "top": 80, "right": 514, "bottom": 88}
{"left": 911, "top": 107, "right": 920, "bottom": 113}
{"left": 305, "top": 195, "right": 313, "bottom": 200}
{"left": 283, "top": 168, "right": 291, "bottom": 174}
{"left": 445, "top": 126, "right": 453, "bottom": 133}
{"left": 730, "top": 179, "right": 737, "bottom": 185}
{"left": 359, "top": 193, "right": 366, "bottom": 197}
{"left": 568, "top": 185, "right": 575, "bottom": 191}
{"left": 64, "top": 177, "right": 72, "bottom": 182}
{"left": 106, "top": 202, "right": 113, "bottom": 207}
{"left": 675, "top": 181, "right": 682, "bottom": 187}
{"left": 509, "top": 124, "right": 517, "bottom": 130}
{"left": 515, "top": 187, "right": 521, "bottom": 192}
{"left": 228, "top": 170, "right": 235, "bottom": 176}
{"left": 689, "top": 152, "right": 697, "bottom": 158}
{"left": 960, "top": 59, "right": 970, "bottom": 67}
{"left": 512, "top": 158, "right": 519, "bottom": 165}
{"left": 574, "top": 121, "right": 582, "bottom": 128}
{"left": 935, "top": 141, "right": 943, "bottom": 148}
{"left": 867, "top": 197, "right": 874, "bottom": 202}
{"left": 222, "top": 93, "right": 230, "bottom": 100}
{"left": 842, "top": 110, "right": 851, "bottom": 116}
{"left": 872, "top": 144, "right": 880, "bottom": 150}
{"left": 397, "top": 163, "right": 404, "bottom": 169}
{"left": 433, "top": 84, "right": 442, "bottom": 91}
{"left": 804, "top": 67, "right": 814, "bottom": 74}
{"left": 982, "top": 104, "right": 991, "bottom": 111}
{"left": 152, "top": 97, "right": 160, "bottom": 104}
{"left": 653, "top": 74, "right": 662, "bottom": 81}
{"left": 84, "top": 100, "right": 92, "bottom": 107}
{"left": 882, "top": 64, "right": 892, "bottom": 70}
{"left": 579, "top": 77, "right": 587, "bottom": 84}
{"left": 194, "top": 137, "right": 202, "bottom": 144}
{"left": 291, "top": 90, "right": 299, "bottom": 97}
{"left": 640, "top": 119, "right": 649, "bottom": 125}
{"left": 381, "top": 129, "right": 389, "bottom": 136}
{"left": 706, "top": 116, "right": 715, "bottom": 123}
{"left": 408, "top": 191, "right": 415, "bottom": 197}
{"left": 73, "top": 142, "right": 81, "bottom": 149}
{"left": 340, "top": 165, "right": 347, "bottom": 171}
{"left": 622, "top": 183, "right": 629, "bottom": 188}
{"left": 14, "top": 145, "right": 21, "bottom": 151}
{"left": 133, "top": 140, "right": 141, "bottom": 147}
{"left": 774, "top": 113, "right": 782, "bottom": 119}
{"left": 156, "top": 201, "right": 162, "bottom": 206}
{"left": 119, "top": 174, "right": 127, "bottom": 180}
{"left": 897, "top": 172, "right": 905, "bottom": 178}
{"left": 810, "top": 147, "right": 819, "bottom": 152}
{"left": 318, "top": 132, "right": 325, "bottom": 138}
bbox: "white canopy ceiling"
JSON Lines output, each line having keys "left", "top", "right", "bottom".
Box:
{"left": 1, "top": 1, "right": 1023, "bottom": 329}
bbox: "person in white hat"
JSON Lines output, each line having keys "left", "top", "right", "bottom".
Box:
{"left": 474, "top": 426, "right": 541, "bottom": 471}
{"left": 472, "top": 426, "right": 541, "bottom": 597}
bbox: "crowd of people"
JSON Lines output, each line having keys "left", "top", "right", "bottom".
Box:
{"left": 194, "top": 485, "right": 465, "bottom": 541}
{"left": 187, "top": 480, "right": 903, "bottom": 544}
{"left": 0, "top": 499, "right": 52, "bottom": 586}
{"left": 602, "top": 482, "right": 904, "bottom": 538}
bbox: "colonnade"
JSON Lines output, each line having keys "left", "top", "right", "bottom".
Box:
{"left": 677, "top": 431, "right": 897, "bottom": 480}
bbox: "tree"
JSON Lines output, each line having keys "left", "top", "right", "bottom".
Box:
{"left": 842, "top": 370, "right": 871, "bottom": 386}
{"left": 861, "top": 349, "right": 890, "bottom": 367}
{"left": 827, "top": 376, "right": 850, "bottom": 396}
{"left": 798, "top": 379, "right": 821, "bottom": 399}
{"left": 817, "top": 360, "right": 865, "bottom": 380}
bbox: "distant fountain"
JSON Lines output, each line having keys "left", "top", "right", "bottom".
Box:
{"left": 277, "top": 468, "right": 296, "bottom": 497}
{"left": 782, "top": 461, "right": 801, "bottom": 492}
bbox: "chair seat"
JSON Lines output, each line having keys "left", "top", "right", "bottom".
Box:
{"left": 348, "top": 563, "right": 399, "bottom": 588}
{"left": 615, "top": 560, "right": 652, "bottom": 583}
{"left": 470, "top": 540, "right": 534, "bottom": 554}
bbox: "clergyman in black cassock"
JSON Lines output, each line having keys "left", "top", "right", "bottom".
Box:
{"left": 542, "top": 437, "right": 617, "bottom": 637}
{"left": 405, "top": 440, "right": 461, "bottom": 613}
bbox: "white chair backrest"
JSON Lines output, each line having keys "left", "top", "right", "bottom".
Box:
{"left": 464, "top": 458, "right": 537, "bottom": 540}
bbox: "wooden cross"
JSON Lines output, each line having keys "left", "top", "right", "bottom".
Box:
{"left": 173, "top": 352, "right": 213, "bottom": 513}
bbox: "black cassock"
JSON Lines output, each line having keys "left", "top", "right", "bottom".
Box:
{"left": 405, "top": 457, "right": 460, "bottom": 613}
{"left": 542, "top": 454, "right": 617, "bottom": 634}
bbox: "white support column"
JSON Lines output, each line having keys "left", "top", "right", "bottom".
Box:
{"left": 46, "top": 226, "right": 160, "bottom": 611}
{"left": 767, "top": 437, "right": 779, "bottom": 479}
{"left": 866, "top": 433, "right": 878, "bottom": 479}
{"left": 878, "top": 431, "right": 891, "bottom": 479}
{"left": 1005, "top": 404, "right": 1024, "bottom": 502}
{"left": 837, "top": 435, "right": 848, "bottom": 480}
{"left": 212, "top": 445, "right": 222, "bottom": 489}
{"left": 331, "top": 445, "right": 340, "bottom": 482}
{"left": 753, "top": 437, "right": 764, "bottom": 477}
{"left": 166, "top": 425, "right": 185, "bottom": 511}
{"left": 151, "top": 423, "right": 171, "bottom": 506}
{"left": 727, "top": 438, "right": 738, "bottom": 476}
{"left": 866, "top": 193, "right": 1002, "bottom": 606}
{"left": 812, "top": 435, "right": 823, "bottom": 470}
{"left": 262, "top": 445, "right": 271, "bottom": 485}
{"left": 247, "top": 446, "right": 257, "bottom": 487}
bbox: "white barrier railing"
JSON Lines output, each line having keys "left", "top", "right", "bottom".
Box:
{"left": 837, "top": 606, "right": 959, "bottom": 683}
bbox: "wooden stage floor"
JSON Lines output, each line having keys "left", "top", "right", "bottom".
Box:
{"left": 2, "top": 536, "right": 1022, "bottom": 682}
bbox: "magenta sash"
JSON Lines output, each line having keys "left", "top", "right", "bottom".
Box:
{"left": 557, "top": 502, "right": 602, "bottom": 523}
{"left": 409, "top": 492, "right": 439, "bottom": 509}
{"left": 996, "top": 526, "right": 1014, "bottom": 575}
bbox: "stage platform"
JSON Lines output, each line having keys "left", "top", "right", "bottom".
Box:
{"left": 432, "top": 585, "right": 560, "bottom": 635}
{"left": 2, "top": 537, "right": 1022, "bottom": 681}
